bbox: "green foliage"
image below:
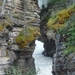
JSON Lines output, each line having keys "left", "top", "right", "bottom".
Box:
{"left": 57, "top": 13, "right": 75, "bottom": 56}
{"left": 64, "top": 46, "right": 75, "bottom": 56}
{"left": 25, "top": 68, "right": 35, "bottom": 75}
{"left": 64, "top": 23, "right": 75, "bottom": 55}
{"left": 5, "top": 66, "right": 35, "bottom": 75}
{"left": 6, "top": 66, "right": 23, "bottom": 75}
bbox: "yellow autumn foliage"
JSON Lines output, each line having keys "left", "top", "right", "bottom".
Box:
{"left": 47, "top": 18, "right": 58, "bottom": 28}
{"left": 47, "top": 5, "right": 75, "bottom": 31}
{"left": 0, "top": 25, "right": 4, "bottom": 32}
{"left": 0, "top": 22, "right": 6, "bottom": 32}
{"left": 15, "top": 27, "right": 41, "bottom": 49}
{"left": 52, "top": 24, "right": 65, "bottom": 30}
{"left": 57, "top": 5, "right": 75, "bottom": 23}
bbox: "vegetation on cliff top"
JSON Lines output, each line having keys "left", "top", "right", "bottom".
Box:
{"left": 47, "top": 4, "right": 75, "bottom": 31}
{"left": 45, "top": 2, "right": 75, "bottom": 55}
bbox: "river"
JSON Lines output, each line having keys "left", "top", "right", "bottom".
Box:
{"left": 33, "top": 40, "right": 52, "bottom": 75}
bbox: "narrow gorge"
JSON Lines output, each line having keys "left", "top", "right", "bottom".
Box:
{"left": 0, "top": 0, "right": 75, "bottom": 75}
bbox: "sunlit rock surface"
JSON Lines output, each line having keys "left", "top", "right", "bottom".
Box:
{"left": 0, "top": 0, "right": 40, "bottom": 74}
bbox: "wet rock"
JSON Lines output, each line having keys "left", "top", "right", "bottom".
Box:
{"left": 52, "top": 34, "right": 75, "bottom": 75}
{"left": 42, "top": 39, "right": 56, "bottom": 57}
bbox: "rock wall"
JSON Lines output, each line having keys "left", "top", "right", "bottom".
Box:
{"left": 52, "top": 33, "right": 75, "bottom": 75}
{"left": 40, "top": 2, "right": 56, "bottom": 57}
{"left": 40, "top": 0, "right": 75, "bottom": 57}
{"left": 0, "top": 0, "right": 40, "bottom": 74}
{"left": 39, "top": 0, "right": 75, "bottom": 75}
{"left": 52, "top": 10, "right": 75, "bottom": 75}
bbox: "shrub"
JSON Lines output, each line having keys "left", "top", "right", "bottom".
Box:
{"left": 5, "top": 66, "right": 35, "bottom": 75}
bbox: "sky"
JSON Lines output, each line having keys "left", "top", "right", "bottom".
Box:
{"left": 38, "top": 0, "right": 49, "bottom": 9}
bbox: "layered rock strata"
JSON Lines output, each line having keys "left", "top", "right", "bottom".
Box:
{"left": 0, "top": 0, "right": 40, "bottom": 74}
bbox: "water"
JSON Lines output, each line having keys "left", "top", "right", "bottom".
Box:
{"left": 33, "top": 40, "right": 52, "bottom": 75}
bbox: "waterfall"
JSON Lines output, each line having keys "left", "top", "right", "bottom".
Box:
{"left": 33, "top": 40, "right": 52, "bottom": 75}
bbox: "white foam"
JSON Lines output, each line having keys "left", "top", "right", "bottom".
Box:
{"left": 33, "top": 40, "right": 52, "bottom": 75}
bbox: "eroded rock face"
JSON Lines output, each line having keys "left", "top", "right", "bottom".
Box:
{"left": 53, "top": 52, "right": 75, "bottom": 75}
{"left": 39, "top": 0, "right": 75, "bottom": 75}
{"left": 7, "top": 0, "right": 40, "bottom": 74}
{"left": 52, "top": 1, "right": 75, "bottom": 74}
{"left": 40, "top": 5, "right": 56, "bottom": 57}
{"left": 52, "top": 34, "right": 75, "bottom": 75}
{"left": 0, "top": 0, "right": 40, "bottom": 74}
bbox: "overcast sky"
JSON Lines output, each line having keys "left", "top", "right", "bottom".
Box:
{"left": 38, "top": 0, "right": 49, "bottom": 9}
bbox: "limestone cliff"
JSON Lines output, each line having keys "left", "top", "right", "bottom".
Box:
{"left": 0, "top": 0, "right": 40, "bottom": 74}
{"left": 39, "top": 0, "right": 75, "bottom": 75}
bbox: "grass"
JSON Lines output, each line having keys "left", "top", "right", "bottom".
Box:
{"left": 5, "top": 66, "right": 36, "bottom": 75}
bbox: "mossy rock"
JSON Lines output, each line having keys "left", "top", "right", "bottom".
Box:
{"left": 15, "top": 27, "right": 41, "bottom": 49}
